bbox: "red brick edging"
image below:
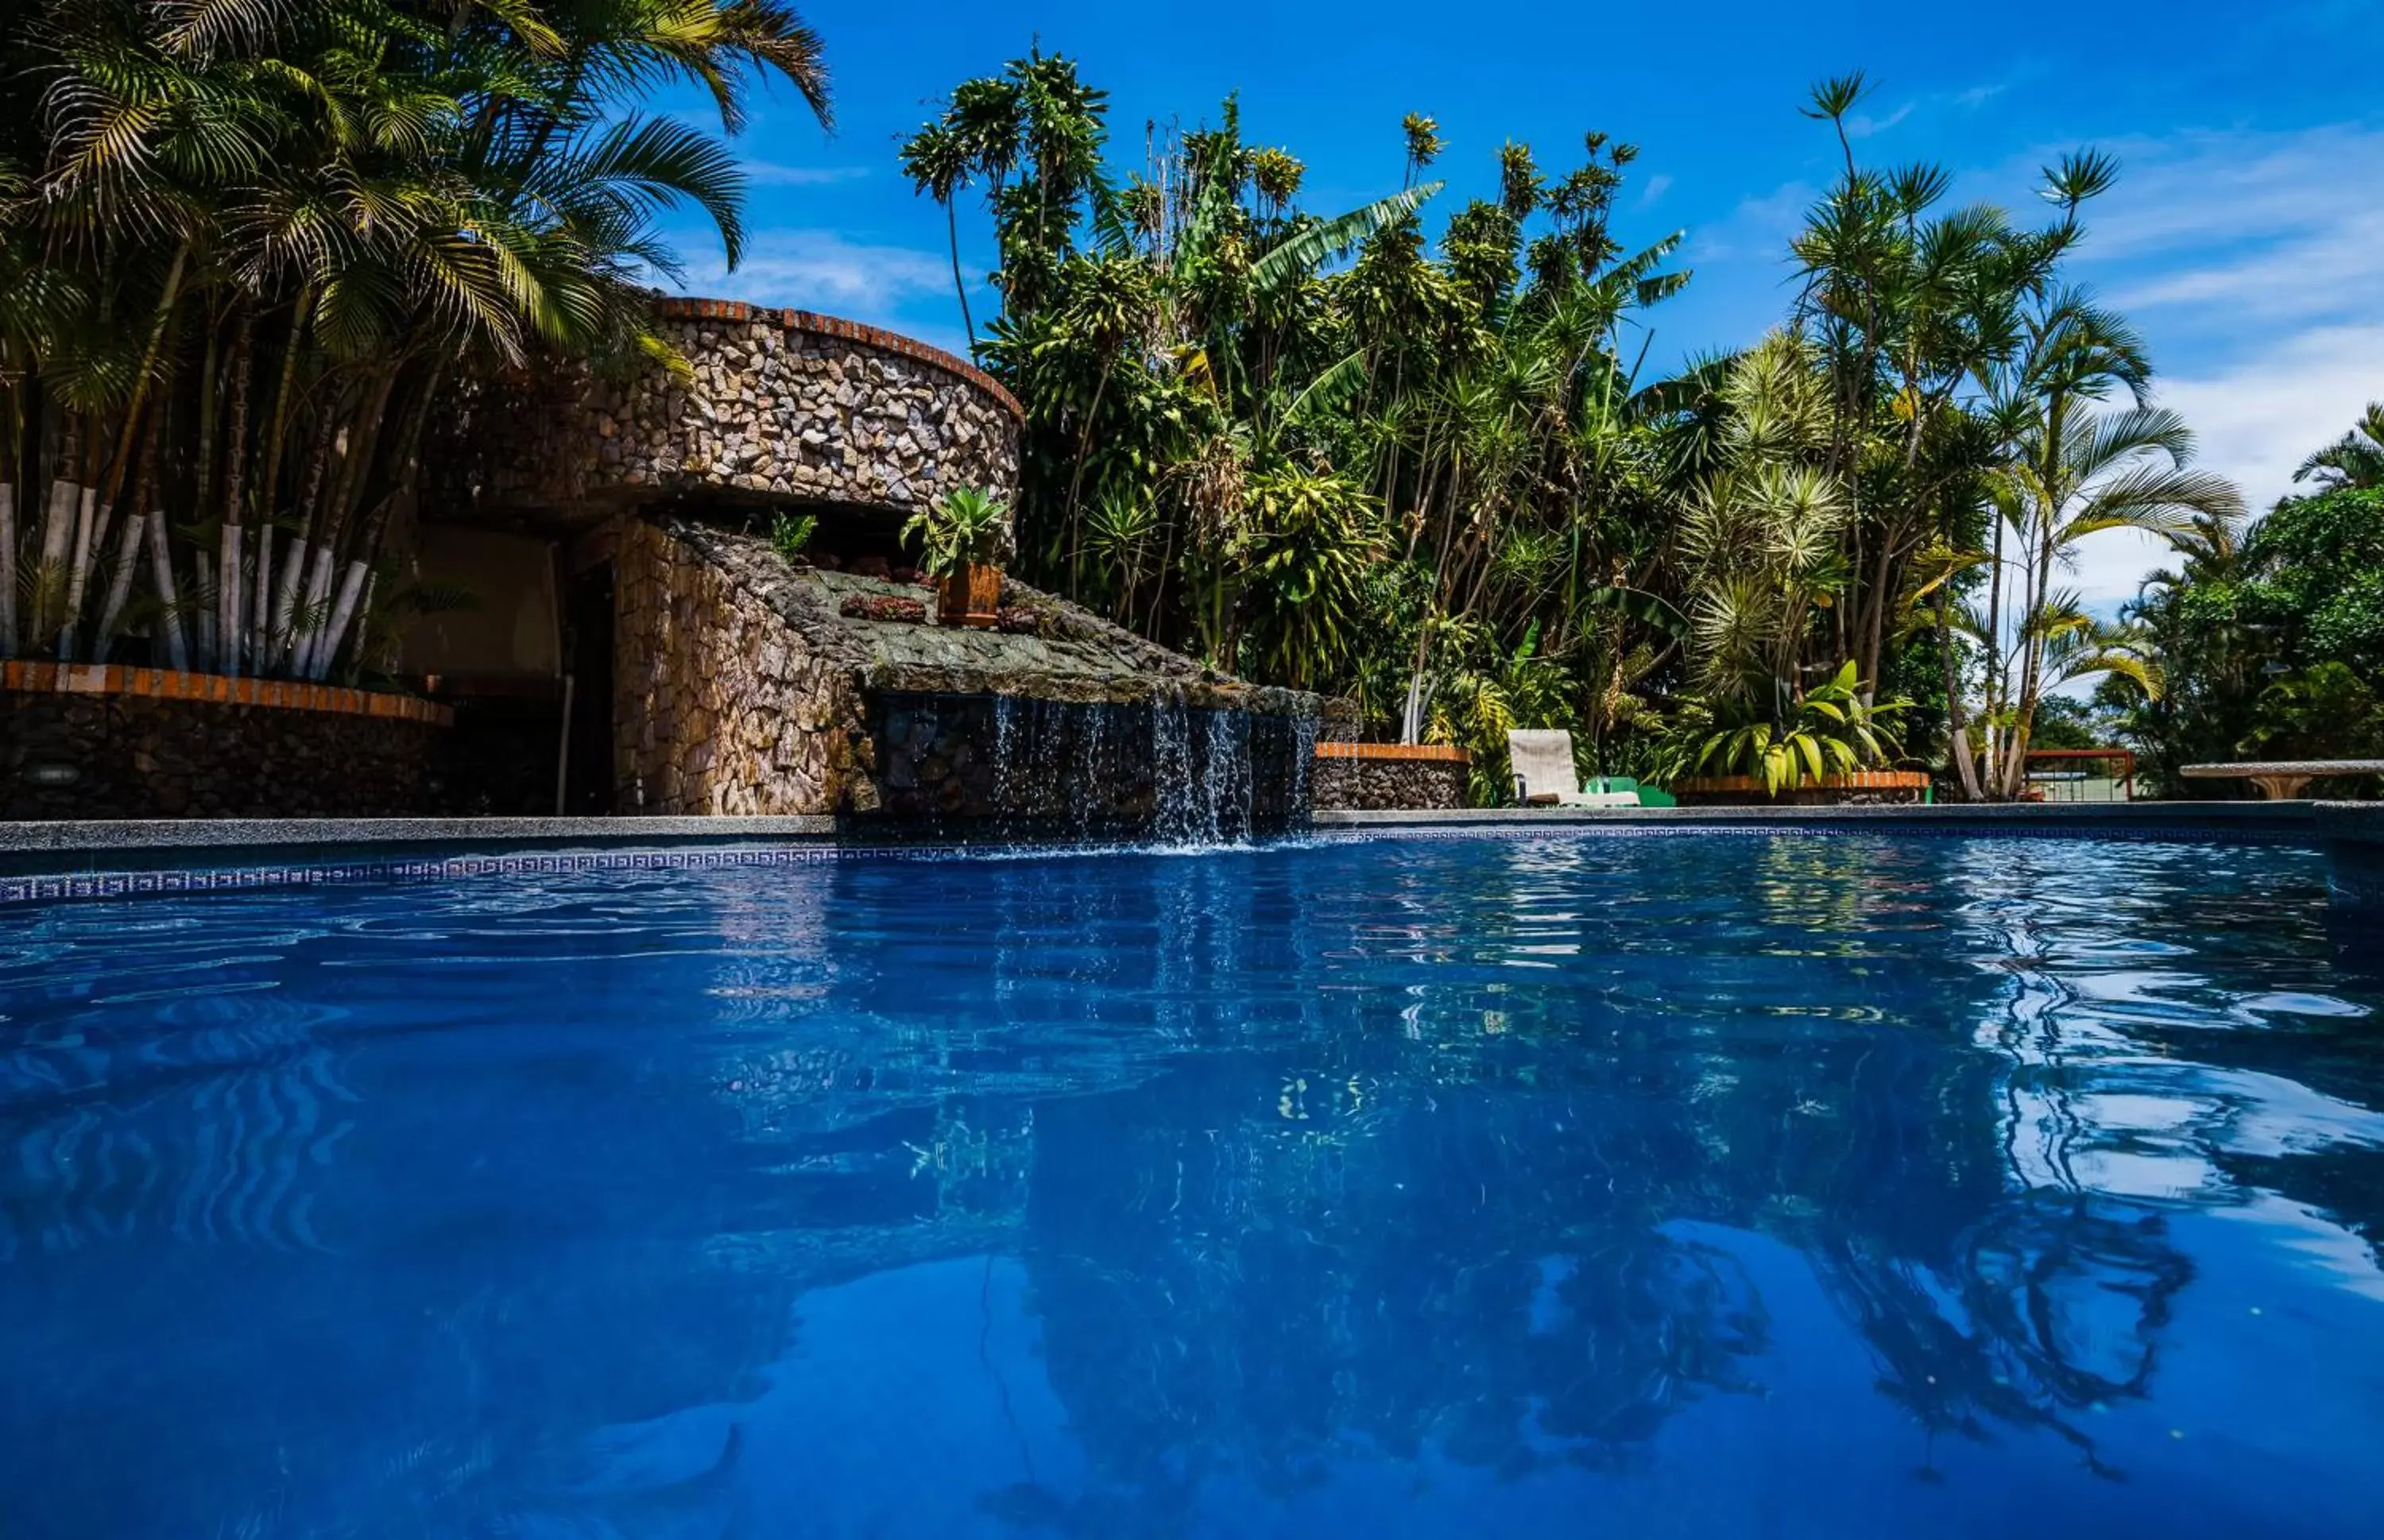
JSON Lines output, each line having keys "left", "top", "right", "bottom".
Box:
{"left": 2, "top": 661, "right": 453, "bottom": 727}
{"left": 1314, "top": 741, "right": 1471, "bottom": 764}
{"left": 1673, "top": 770, "right": 1926, "bottom": 793}
{"left": 654, "top": 296, "right": 1025, "bottom": 424}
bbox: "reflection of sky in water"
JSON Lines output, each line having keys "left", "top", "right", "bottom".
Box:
{"left": 0, "top": 834, "right": 2379, "bottom": 1538}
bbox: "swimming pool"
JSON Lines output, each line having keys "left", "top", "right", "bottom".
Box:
{"left": 2, "top": 832, "right": 2379, "bottom": 1538}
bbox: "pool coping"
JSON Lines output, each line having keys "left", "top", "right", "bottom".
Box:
{"left": 2, "top": 803, "right": 2378, "bottom": 906}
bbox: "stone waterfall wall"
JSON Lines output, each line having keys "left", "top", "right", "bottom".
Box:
{"left": 871, "top": 692, "right": 1318, "bottom": 838}
{"left": 611, "top": 519, "right": 875, "bottom": 815}
{"left": 608, "top": 519, "right": 1324, "bottom": 830}
{"left": 455, "top": 300, "right": 1023, "bottom": 519}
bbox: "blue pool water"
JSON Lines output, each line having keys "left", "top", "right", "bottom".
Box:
{"left": 2, "top": 833, "right": 2381, "bottom": 1538}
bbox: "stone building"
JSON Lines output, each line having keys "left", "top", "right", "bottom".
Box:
{"left": 410, "top": 296, "right": 1323, "bottom": 832}
{"left": 6, "top": 296, "right": 1350, "bottom": 826}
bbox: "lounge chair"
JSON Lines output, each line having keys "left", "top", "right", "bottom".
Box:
{"left": 1507, "top": 729, "right": 1641, "bottom": 808}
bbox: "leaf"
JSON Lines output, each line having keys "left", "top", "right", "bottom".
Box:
{"left": 1251, "top": 181, "right": 1442, "bottom": 296}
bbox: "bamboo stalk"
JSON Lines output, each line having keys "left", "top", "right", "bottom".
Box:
{"left": 216, "top": 315, "right": 255, "bottom": 675}
{"left": 146, "top": 499, "right": 189, "bottom": 671}
{"left": 219, "top": 522, "right": 244, "bottom": 675}
{"left": 59, "top": 482, "right": 100, "bottom": 657}
{"left": 0, "top": 482, "right": 17, "bottom": 657}
{"left": 312, "top": 559, "right": 371, "bottom": 680}
{"left": 272, "top": 408, "right": 340, "bottom": 670}
{"left": 294, "top": 542, "right": 336, "bottom": 675}
{"left": 193, "top": 549, "right": 218, "bottom": 668}
{"left": 92, "top": 513, "right": 145, "bottom": 660}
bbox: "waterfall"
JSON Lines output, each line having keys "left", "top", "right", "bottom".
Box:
{"left": 1195, "top": 709, "right": 1252, "bottom": 843}
{"left": 1151, "top": 689, "right": 1196, "bottom": 843}
{"left": 990, "top": 695, "right": 1021, "bottom": 814}
{"left": 904, "top": 687, "right": 1309, "bottom": 844}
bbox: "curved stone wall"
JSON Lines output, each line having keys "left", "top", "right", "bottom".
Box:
{"left": 459, "top": 299, "right": 1023, "bottom": 520}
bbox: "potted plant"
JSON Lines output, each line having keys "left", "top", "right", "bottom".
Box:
{"left": 902, "top": 486, "right": 1012, "bottom": 628}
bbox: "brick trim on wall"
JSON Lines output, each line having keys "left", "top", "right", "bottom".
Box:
{"left": 653, "top": 296, "right": 1026, "bottom": 423}
{"left": 1673, "top": 770, "right": 1928, "bottom": 793}
{"left": 1314, "top": 741, "right": 1471, "bottom": 764}
{"left": 2, "top": 661, "right": 454, "bottom": 726}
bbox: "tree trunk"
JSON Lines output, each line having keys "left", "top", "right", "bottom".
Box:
{"left": 946, "top": 200, "right": 977, "bottom": 358}
{"left": 1936, "top": 581, "right": 1983, "bottom": 801}
{"left": 216, "top": 315, "right": 256, "bottom": 674}
{"left": 92, "top": 513, "right": 145, "bottom": 661}
{"left": 58, "top": 482, "right": 102, "bottom": 658}
{"left": 312, "top": 559, "right": 371, "bottom": 680}
{"left": 146, "top": 497, "right": 189, "bottom": 671}
{"left": 193, "top": 550, "right": 217, "bottom": 668}
{"left": 219, "top": 522, "right": 245, "bottom": 676}
{"left": 0, "top": 482, "right": 16, "bottom": 657}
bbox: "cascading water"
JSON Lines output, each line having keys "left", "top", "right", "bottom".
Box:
{"left": 878, "top": 687, "right": 1314, "bottom": 845}
{"left": 1150, "top": 690, "right": 1198, "bottom": 844}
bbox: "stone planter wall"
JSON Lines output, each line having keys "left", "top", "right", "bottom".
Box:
{"left": 1310, "top": 742, "right": 1470, "bottom": 811}
{"left": 1671, "top": 770, "right": 1930, "bottom": 807}
{"left": 451, "top": 300, "right": 1022, "bottom": 522}
{"left": 2, "top": 664, "right": 450, "bottom": 819}
{"left": 611, "top": 517, "right": 872, "bottom": 816}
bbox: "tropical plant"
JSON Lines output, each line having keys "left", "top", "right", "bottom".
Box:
{"left": 902, "top": 486, "right": 1013, "bottom": 576}
{"left": 769, "top": 510, "right": 817, "bottom": 563}
{"left": 0, "top": 0, "right": 830, "bottom": 679}
{"left": 1675, "top": 659, "right": 1908, "bottom": 794}
{"left": 2293, "top": 401, "right": 2384, "bottom": 492}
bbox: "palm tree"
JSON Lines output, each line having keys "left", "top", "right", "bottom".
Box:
{"left": 2293, "top": 401, "right": 2384, "bottom": 491}
{"left": 2, "top": 0, "right": 831, "bottom": 677}
{"left": 1981, "top": 402, "right": 2243, "bottom": 797}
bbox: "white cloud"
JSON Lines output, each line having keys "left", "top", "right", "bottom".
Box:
{"left": 1638, "top": 172, "right": 1674, "bottom": 207}
{"left": 679, "top": 230, "right": 958, "bottom": 316}
{"left": 744, "top": 162, "right": 873, "bottom": 188}
{"left": 2158, "top": 323, "right": 2384, "bottom": 513}
{"left": 1844, "top": 102, "right": 1914, "bottom": 140}
{"left": 2030, "top": 123, "right": 2384, "bottom": 603}
{"left": 1689, "top": 178, "right": 1814, "bottom": 263}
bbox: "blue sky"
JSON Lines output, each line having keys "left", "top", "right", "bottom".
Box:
{"left": 666, "top": 0, "right": 2384, "bottom": 602}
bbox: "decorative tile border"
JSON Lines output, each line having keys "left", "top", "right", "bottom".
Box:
{"left": 652, "top": 296, "right": 1024, "bottom": 423}
{"left": 1305, "top": 822, "right": 2309, "bottom": 849}
{"left": 2, "top": 661, "right": 452, "bottom": 726}
{"left": 1314, "top": 741, "right": 1470, "bottom": 764}
{"left": 0, "top": 817, "right": 2326, "bottom": 908}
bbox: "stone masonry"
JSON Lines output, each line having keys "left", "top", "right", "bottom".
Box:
{"left": 605, "top": 517, "right": 1323, "bottom": 828}
{"left": 455, "top": 300, "right": 1023, "bottom": 520}
{"left": 611, "top": 517, "right": 872, "bottom": 816}
{"left": 2, "top": 690, "right": 445, "bottom": 819}
{"left": 1310, "top": 746, "right": 1471, "bottom": 811}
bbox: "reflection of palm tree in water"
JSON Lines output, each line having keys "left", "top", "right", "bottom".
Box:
{"left": 1814, "top": 1191, "right": 2192, "bottom": 1482}
{"left": 1010, "top": 1070, "right": 1777, "bottom": 1535}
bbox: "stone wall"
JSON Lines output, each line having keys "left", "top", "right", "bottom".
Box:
{"left": 1310, "top": 745, "right": 1470, "bottom": 811}
{"left": 611, "top": 517, "right": 872, "bottom": 815}
{"left": 606, "top": 518, "right": 1325, "bottom": 830}
{"left": 453, "top": 300, "right": 1023, "bottom": 522}
{"left": 3, "top": 690, "right": 444, "bottom": 819}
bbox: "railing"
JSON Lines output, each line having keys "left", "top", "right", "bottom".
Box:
{"left": 2022, "top": 748, "right": 2134, "bottom": 803}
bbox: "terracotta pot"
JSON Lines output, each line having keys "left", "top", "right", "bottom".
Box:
{"left": 937, "top": 562, "right": 1002, "bottom": 628}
